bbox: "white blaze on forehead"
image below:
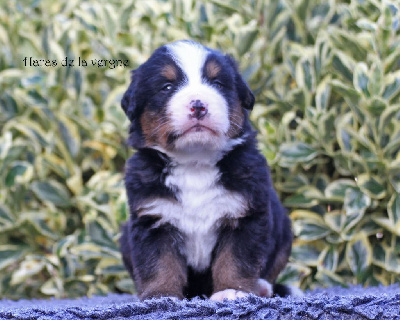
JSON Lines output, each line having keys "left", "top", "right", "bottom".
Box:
{"left": 164, "top": 41, "right": 231, "bottom": 152}
{"left": 167, "top": 41, "right": 208, "bottom": 84}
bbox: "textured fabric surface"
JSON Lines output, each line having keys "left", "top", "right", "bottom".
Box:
{"left": 1, "top": 285, "right": 400, "bottom": 319}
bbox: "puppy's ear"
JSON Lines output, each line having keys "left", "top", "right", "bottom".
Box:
{"left": 225, "top": 55, "right": 255, "bottom": 110}
{"left": 121, "top": 70, "right": 139, "bottom": 121}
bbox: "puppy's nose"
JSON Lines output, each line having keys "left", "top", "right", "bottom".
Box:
{"left": 189, "top": 100, "right": 208, "bottom": 120}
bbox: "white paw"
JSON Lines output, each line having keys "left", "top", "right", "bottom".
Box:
{"left": 255, "top": 279, "right": 273, "bottom": 297}
{"left": 210, "top": 289, "right": 248, "bottom": 301}
{"left": 288, "top": 285, "right": 304, "bottom": 297}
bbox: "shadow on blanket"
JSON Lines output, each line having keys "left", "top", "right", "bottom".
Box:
{"left": 1, "top": 285, "right": 399, "bottom": 319}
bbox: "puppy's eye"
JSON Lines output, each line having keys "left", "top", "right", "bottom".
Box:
{"left": 213, "top": 80, "right": 223, "bottom": 89}
{"left": 161, "top": 83, "right": 172, "bottom": 92}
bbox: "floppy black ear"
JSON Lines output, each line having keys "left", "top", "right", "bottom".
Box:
{"left": 121, "top": 70, "right": 139, "bottom": 121}
{"left": 225, "top": 55, "right": 255, "bottom": 110}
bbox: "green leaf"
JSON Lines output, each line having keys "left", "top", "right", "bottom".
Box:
{"left": 332, "top": 51, "right": 354, "bottom": 83}
{"left": 0, "top": 131, "right": 13, "bottom": 159}
{"left": 279, "top": 142, "right": 319, "bottom": 166}
{"left": 0, "top": 204, "right": 14, "bottom": 230}
{"left": 276, "top": 262, "right": 311, "bottom": 286}
{"left": 70, "top": 243, "right": 116, "bottom": 259}
{"left": 87, "top": 220, "right": 117, "bottom": 250}
{"left": 319, "top": 246, "right": 339, "bottom": 272}
{"left": 324, "top": 179, "right": 356, "bottom": 201}
{"left": 346, "top": 233, "right": 372, "bottom": 276}
{"left": 294, "top": 221, "right": 331, "bottom": 241}
{"left": 0, "top": 245, "right": 27, "bottom": 270}
{"left": 373, "top": 217, "right": 400, "bottom": 236}
{"left": 368, "top": 60, "right": 384, "bottom": 96}
{"left": 356, "top": 174, "right": 386, "bottom": 199}
{"left": 95, "top": 258, "right": 126, "bottom": 276}
{"left": 386, "top": 250, "right": 400, "bottom": 273}
{"left": 284, "top": 194, "right": 315, "bottom": 208}
{"left": 353, "top": 63, "right": 369, "bottom": 97}
{"left": 277, "top": 174, "right": 309, "bottom": 193}
{"left": 372, "top": 243, "right": 386, "bottom": 268}
{"left": 57, "top": 116, "right": 81, "bottom": 158}
{"left": 11, "top": 258, "right": 46, "bottom": 285}
{"left": 356, "top": 18, "right": 377, "bottom": 31}
{"left": 315, "top": 268, "right": 348, "bottom": 287}
{"left": 55, "top": 235, "right": 76, "bottom": 257}
{"left": 372, "top": 243, "right": 400, "bottom": 273}
{"left": 330, "top": 30, "right": 368, "bottom": 61}
{"left": 6, "top": 121, "right": 48, "bottom": 151}
{"left": 119, "top": 2, "right": 135, "bottom": 30}
{"left": 291, "top": 244, "right": 320, "bottom": 267}
{"left": 389, "top": 170, "right": 400, "bottom": 193}
{"left": 324, "top": 210, "right": 343, "bottom": 233}
{"left": 383, "top": 75, "right": 400, "bottom": 101}
{"left": 344, "top": 188, "right": 371, "bottom": 215}
{"left": 31, "top": 181, "right": 72, "bottom": 207}
{"left": 330, "top": 79, "right": 361, "bottom": 104}
{"left": 20, "top": 213, "right": 58, "bottom": 240}
{"left": 387, "top": 193, "right": 400, "bottom": 225}
{"left": 235, "top": 20, "right": 258, "bottom": 55}
{"left": 337, "top": 127, "right": 353, "bottom": 152}
{"left": 379, "top": 105, "right": 400, "bottom": 137}
{"left": 366, "top": 97, "right": 387, "bottom": 116}
{"left": 5, "top": 161, "right": 32, "bottom": 186}
{"left": 115, "top": 278, "right": 135, "bottom": 293}
{"left": 208, "top": 0, "right": 238, "bottom": 14}
{"left": 315, "top": 77, "right": 331, "bottom": 111}
{"left": 292, "top": 210, "right": 331, "bottom": 240}
{"left": 103, "top": 4, "right": 117, "bottom": 38}
{"left": 285, "top": 88, "right": 308, "bottom": 110}
{"left": 41, "top": 278, "right": 63, "bottom": 296}
{"left": 385, "top": 47, "right": 400, "bottom": 72}
{"left": 296, "top": 58, "right": 314, "bottom": 91}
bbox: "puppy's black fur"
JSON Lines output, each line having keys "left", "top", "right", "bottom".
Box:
{"left": 120, "top": 41, "right": 293, "bottom": 300}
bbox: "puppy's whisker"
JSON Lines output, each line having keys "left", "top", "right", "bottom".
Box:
{"left": 150, "top": 119, "right": 171, "bottom": 137}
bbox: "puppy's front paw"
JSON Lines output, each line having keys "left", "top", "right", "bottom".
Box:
{"left": 210, "top": 289, "right": 248, "bottom": 301}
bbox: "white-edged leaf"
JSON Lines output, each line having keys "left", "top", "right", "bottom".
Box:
{"left": 346, "top": 233, "right": 372, "bottom": 275}
{"left": 31, "top": 181, "right": 72, "bottom": 207}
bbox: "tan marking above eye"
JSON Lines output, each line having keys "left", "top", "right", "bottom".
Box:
{"left": 206, "top": 60, "right": 221, "bottom": 79}
{"left": 161, "top": 64, "right": 178, "bottom": 81}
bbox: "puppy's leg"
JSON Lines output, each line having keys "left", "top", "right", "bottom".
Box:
{"left": 139, "top": 250, "right": 187, "bottom": 299}
{"left": 121, "top": 219, "right": 187, "bottom": 299}
{"left": 210, "top": 240, "right": 260, "bottom": 301}
{"left": 261, "top": 213, "right": 303, "bottom": 297}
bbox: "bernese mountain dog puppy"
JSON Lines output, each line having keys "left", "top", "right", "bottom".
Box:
{"left": 120, "top": 40, "right": 298, "bottom": 301}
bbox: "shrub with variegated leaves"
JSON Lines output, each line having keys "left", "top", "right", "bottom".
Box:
{"left": 0, "top": 0, "right": 399, "bottom": 299}
{"left": 250, "top": 0, "right": 400, "bottom": 289}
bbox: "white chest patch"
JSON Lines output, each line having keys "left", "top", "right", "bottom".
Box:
{"left": 138, "top": 162, "right": 247, "bottom": 271}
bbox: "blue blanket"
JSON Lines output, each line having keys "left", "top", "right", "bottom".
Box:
{"left": 1, "top": 285, "right": 399, "bottom": 319}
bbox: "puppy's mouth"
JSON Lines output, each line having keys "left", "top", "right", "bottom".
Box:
{"left": 182, "top": 124, "right": 218, "bottom": 135}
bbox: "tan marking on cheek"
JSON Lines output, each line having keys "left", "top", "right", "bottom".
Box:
{"left": 140, "top": 109, "right": 174, "bottom": 149}
{"left": 206, "top": 60, "right": 221, "bottom": 79}
{"left": 140, "top": 110, "right": 155, "bottom": 146}
{"left": 161, "top": 64, "right": 178, "bottom": 81}
{"left": 227, "top": 102, "right": 245, "bottom": 138}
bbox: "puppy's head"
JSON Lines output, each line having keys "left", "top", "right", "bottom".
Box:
{"left": 122, "top": 40, "right": 254, "bottom": 153}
